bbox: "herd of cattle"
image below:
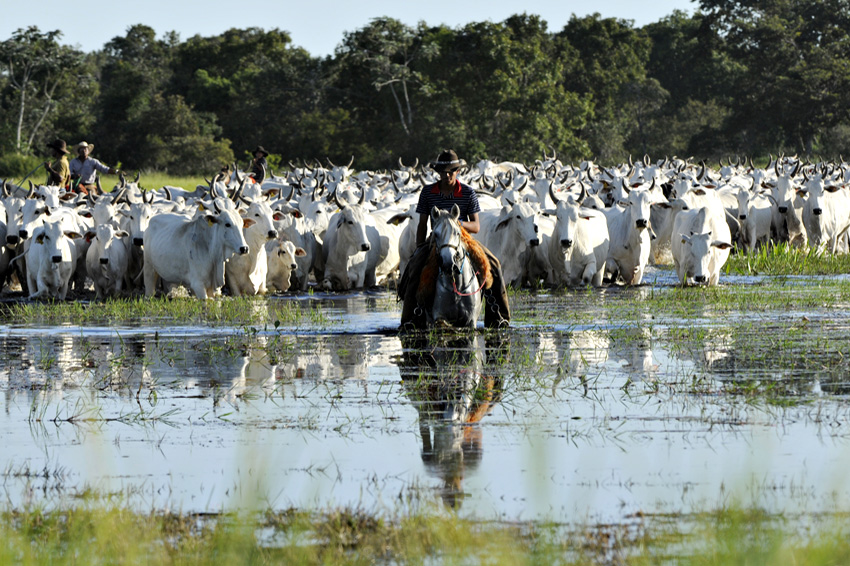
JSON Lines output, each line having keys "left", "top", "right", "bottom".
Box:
{"left": 0, "top": 152, "right": 847, "bottom": 301}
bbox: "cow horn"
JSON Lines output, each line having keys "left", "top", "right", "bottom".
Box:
{"left": 164, "top": 187, "right": 173, "bottom": 201}
{"left": 644, "top": 154, "right": 651, "bottom": 167}
{"left": 333, "top": 190, "right": 345, "bottom": 210}
{"left": 1, "top": 180, "right": 8, "bottom": 197}
{"left": 111, "top": 187, "right": 126, "bottom": 205}
{"left": 548, "top": 180, "right": 562, "bottom": 204}
{"left": 134, "top": 170, "right": 141, "bottom": 183}
{"left": 358, "top": 187, "right": 366, "bottom": 205}
{"left": 327, "top": 156, "right": 336, "bottom": 168}
{"left": 95, "top": 176, "right": 102, "bottom": 196}
{"left": 347, "top": 155, "right": 354, "bottom": 169}
{"left": 517, "top": 177, "right": 528, "bottom": 192}
{"left": 577, "top": 181, "right": 587, "bottom": 204}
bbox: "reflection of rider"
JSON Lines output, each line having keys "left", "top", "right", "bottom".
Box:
{"left": 399, "top": 333, "right": 507, "bottom": 509}
{"left": 398, "top": 149, "right": 510, "bottom": 329}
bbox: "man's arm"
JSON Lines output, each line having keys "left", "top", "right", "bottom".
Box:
{"left": 460, "top": 212, "right": 480, "bottom": 234}
{"left": 416, "top": 213, "right": 429, "bottom": 247}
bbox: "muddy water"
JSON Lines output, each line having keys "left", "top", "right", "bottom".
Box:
{"left": 3, "top": 269, "right": 850, "bottom": 523}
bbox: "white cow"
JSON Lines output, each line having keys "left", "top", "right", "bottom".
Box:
{"left": 23, "top": 218, "right": 81, "bottom": 300}
{"left": 143, "top": 200, "right": 251, "bottom": 299}
{"left": 321, "top": 200, "right": 403, "bottom": 291}
{"left": 735, "top": 184, "right": 775, "bottom": 253}
{"left": 799, "top": 172, "right": 850, "bottom": 254}
{"left": 265, "top": 239, "right": 306, "bottom": 293}
{"left": 603, "top": 184, "right": 666, "bottom": 285}
{"left": 225, "top": 197, "right": 280, "bottom": 296}
{"left": 85, "top": 224, "right": 131, "bottom": 300}
{"left": 477, "top": 201, "right": 541, "bottom": 287}
{"left": 546, "top": 188, "right": 610, "bottom": 287}
{"left": 671, "top": 206, "right": 733, "bottom": 286}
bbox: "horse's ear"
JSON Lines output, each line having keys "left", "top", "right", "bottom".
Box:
{"left": 451, "top": 204, "right": 460, "bottom": 220}
{"left": 431, "top": 207, "right": 440, "bottom": 222}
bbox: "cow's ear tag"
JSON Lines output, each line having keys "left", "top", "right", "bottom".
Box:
{"left": 207, "top": 217, "right": 215, "bottom": 227}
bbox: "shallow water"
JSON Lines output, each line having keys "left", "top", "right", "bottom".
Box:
{"left": 3, "top": 267, "right": 850, "bottom": 524}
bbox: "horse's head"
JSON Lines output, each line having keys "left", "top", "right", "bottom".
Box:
{"left": 431, "top": 204, "right": 463, "bottom": 275}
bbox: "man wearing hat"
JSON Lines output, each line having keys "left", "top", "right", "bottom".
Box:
{"left": 44, "top": 139, "right": 71, "bottom": 188}
{"left": 399, "top": 149, "right": 510, "bottom": 328}
{"left": 250, "top": 145, "right": 268, "bottom": 184}
{"left": 69, "top": 141, "right": 122, "bottom": 195}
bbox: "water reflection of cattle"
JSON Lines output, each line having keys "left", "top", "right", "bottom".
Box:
{"left": 398, "top": 333, "right": 506, "bottom": 509}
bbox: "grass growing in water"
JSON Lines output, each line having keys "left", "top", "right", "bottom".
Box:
{"left": 726, "top": 242, "right": 850, "bottom": 275}
{"left": 1, "top": 296, "right": 330, "bottom": 328}
{"left": 1, "top": 501, "right": 850, "bottom": 565}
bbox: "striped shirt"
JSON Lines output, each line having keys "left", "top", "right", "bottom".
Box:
{"left": 416, "top": 181, "right": 481, "bottom": 223}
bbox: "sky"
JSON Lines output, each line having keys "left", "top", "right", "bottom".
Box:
{"left": 2, "top": 0, "right": 697, "bottom": 57}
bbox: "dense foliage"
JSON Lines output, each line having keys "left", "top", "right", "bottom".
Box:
{"left": 2, "top": 1, "right": 850, "bottom": 176}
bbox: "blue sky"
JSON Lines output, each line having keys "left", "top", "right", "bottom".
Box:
{"left": 2, "top": 0, "right": 697, "bottom": 57}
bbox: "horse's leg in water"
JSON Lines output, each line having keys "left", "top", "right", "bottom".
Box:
{"left": 481, "top": 247, "right": 511, "bottom": 328}
{"left": 400, "top": 244, "right": 430, "bottom": 330}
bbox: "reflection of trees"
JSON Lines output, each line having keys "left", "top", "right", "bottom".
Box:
{"left": 398, "top": 332, "right": 507, "bottom": 510}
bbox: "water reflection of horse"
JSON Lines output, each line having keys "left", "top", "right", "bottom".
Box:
{"left": 399, "top": 332, "right": 509, "bottom": 509}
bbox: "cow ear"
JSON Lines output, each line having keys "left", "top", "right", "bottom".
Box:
{"left": 36, "top": 234, "right": 45, "bottom": 244}
{"left": 273, "top": 211, "right": 285, "bottom": 221}
{"left": 242, "top": 218, "right": 256, "bottom": 229}
{"left": 826, "top": 185, "right": 841, "bottom": 193}
{"left": 291, "top": 210, "right": 303, "bottom": 219}
{"left": 712, "top": 241, "right": 732, "bottom": 250}
{"left": 84, "top": 230, "right": 96, "bottom": 241}
{"left": 206, "top": 215, "right": 218, "bottom": 226}
{"left": 295, "top": 247, "right": 307, "bottom": 257}
{"left": 495, "top": 218, "right": 511, "bottom": 232}
{"left": 680, "top": 234, "right": 691, "bottom": 245}
{"left": 116, "top": 230, "right": 130, "bottom": 238}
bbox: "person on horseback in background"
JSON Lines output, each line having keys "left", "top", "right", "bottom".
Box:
{"left": 399, "top": 149, "right": 510, "bottom": 329}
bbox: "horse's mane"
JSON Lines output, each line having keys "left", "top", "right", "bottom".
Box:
{"left": 417, "top": 227, "right": 492, "bottom": 307}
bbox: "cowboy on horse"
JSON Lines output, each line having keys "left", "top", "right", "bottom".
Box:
{"left": 398, "top": 149, "right": 510, "bottom": 330}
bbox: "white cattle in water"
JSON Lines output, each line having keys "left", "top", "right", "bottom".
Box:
{"left": 272, "top": 204, "right": 323, "bottom": 290}
{"left": 671, "top": 206, "right": 733, "bottom": 286}
{"left": 546, "top": 188, "right": 610, "bottom": 287}
{"left": 735, "top": 184, "right": 775, "bottom": 253}
{"left": 321, "top": 201, "right": 404, "bottom": 291}
{"left": 265, "top": 239, "right": 307, "bottom": 293}
{"left": 225, "top": 197, "right": 280, "bottom": 296}
{"left": 477, "top": 201, "right": 541, "bottom": 287}
{"left": 799, "top": 172, "right": 850, "bottom": 254}
{"left": 85, "top": 224, "right": 131, "bottom": 299}
{"left": 23, "top": 218, "right": 81, "bottom": 300}
{"left": 603, "top": 183, "right": 667, "bottom": 285}
{"left": 143, "top": 199, "right": 251, "bottom": 299}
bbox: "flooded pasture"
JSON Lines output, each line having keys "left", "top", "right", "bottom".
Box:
{"left": 3, "top": 266, "right": 850, "bottom": 525}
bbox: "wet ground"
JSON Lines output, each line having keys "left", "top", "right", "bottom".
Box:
{"left": 3, "top": 265, "right": 850, "bottom": 524}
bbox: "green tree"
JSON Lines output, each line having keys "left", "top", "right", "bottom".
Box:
{"left": 556, "top": 14, "right": 653, "bottom": 162}
{"left": 0, "top": 26, "right": 86, "bottom": 153}
{"left": 96, "top": 25, "right": 178, "bottom": 165}
{"left": 130, "top": 93, "right": 233, "bottom": 175}
{"left": 697, "top": 0, "right": 850, "bottom": 154}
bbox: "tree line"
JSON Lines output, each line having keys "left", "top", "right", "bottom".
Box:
{"left": 2, "top": 0, "right": 850, "bottom": 177}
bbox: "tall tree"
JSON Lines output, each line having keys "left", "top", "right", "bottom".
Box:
{"left": 698, "top": 0, "right": 850, "bottom": 154}
{"left": 0, "top": 27, "right": 86, "bottom": 153}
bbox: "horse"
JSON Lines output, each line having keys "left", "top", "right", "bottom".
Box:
{"left": 426, "top": 204, "right": 486, "bottom": 328}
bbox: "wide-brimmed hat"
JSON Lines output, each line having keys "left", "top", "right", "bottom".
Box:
{"left": 253, "top": 145, "right": 269, "bottom": 157}
{"left": 74, "top": 141, "right": 94, "bottom": 153}
{"left": 429, "top": 149, "right": 466, "bottom": 172}
{"left": 47, "top": 139, "right": 69, "bottom": 154}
